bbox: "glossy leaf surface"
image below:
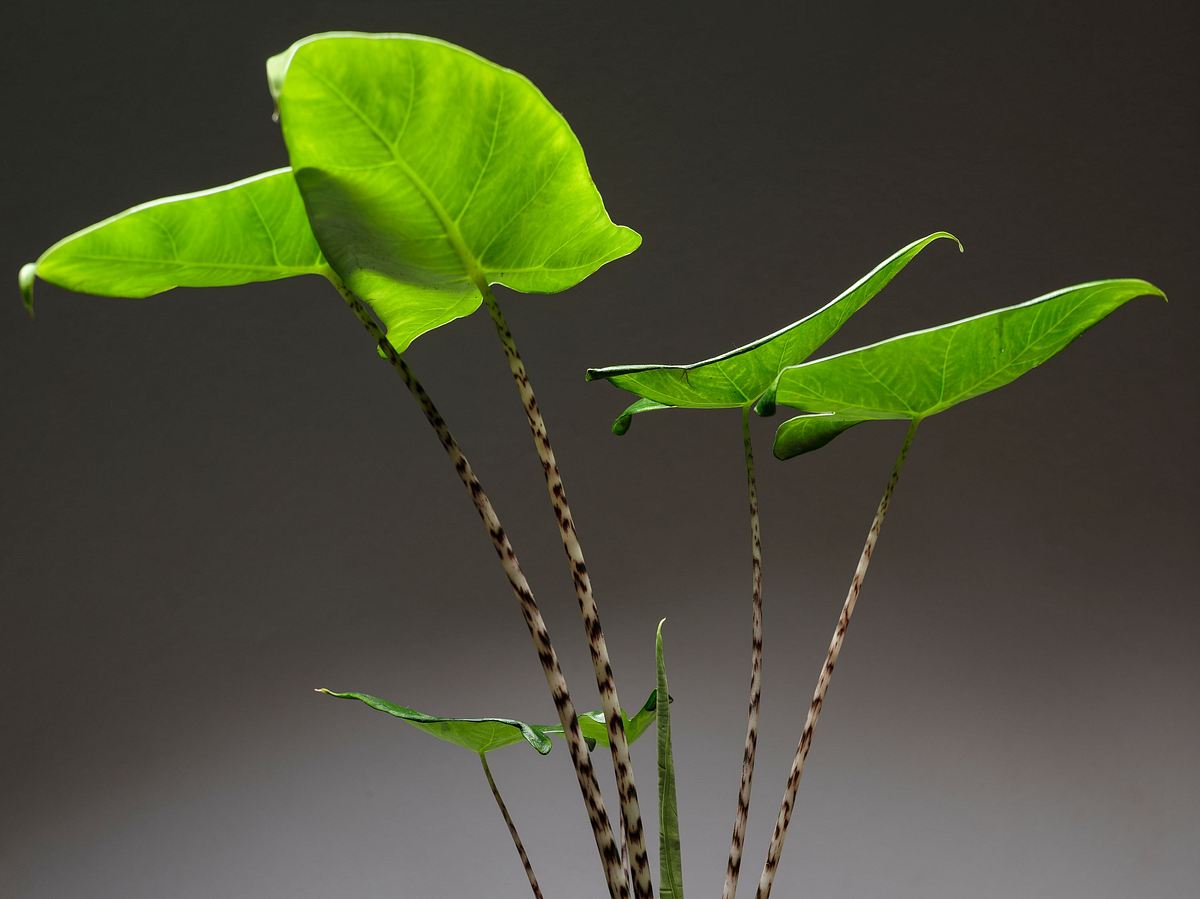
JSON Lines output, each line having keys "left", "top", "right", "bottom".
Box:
{"left": 317, "top": 689, "right": 555, "bottom": 754}
{"left": 585, "top": 233, "right": 958, "bottom": 433}
{"left": 19, "top": 169, "right": 330, "bottom": 313}
{"left": 269, "top": 32, "right": 640, "bottom": 352}
{"left": 770, "top": 279, "right": 1164, "bottom": 459}
{"left": 321, "top": 687, "right": 660, "bottom": 756}
{"left": 656, "top": 620, "right": 684, "bottom": 898}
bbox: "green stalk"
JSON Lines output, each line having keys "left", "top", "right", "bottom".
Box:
{"left": 722, "top": 407, "right": 765, "bottom": 899}
{"left": 481, "top": 754, "right": 545, "bottom": 899}
{"left": 480, "top": 283, "right": 653, "bottom": 899}
{"left": 335, "top": 284, "right": 630, "bottom": 899}
{"left": 755, "top": 420, "right": 919, "bottom": 898}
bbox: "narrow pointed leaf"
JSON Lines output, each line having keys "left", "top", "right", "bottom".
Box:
{"left": 656, "top": 619, "right": 684, "bottom": 898}
{"left": 771, "top": 279, "right": 1165, "bottom": 459}
{"left": 544, "top": 688, "right": 661, "bottom": 747}
{"left": 19, "top": 169, "right": 331, "bottom": 311}
{"left": 268, "top": 32, "right": 640, "bottom": 353}
{"left": 586, "top": 232, "right": 958, "bottom": 431}
{"left": 317, "top": 689, "right": 555, "bottom": 755}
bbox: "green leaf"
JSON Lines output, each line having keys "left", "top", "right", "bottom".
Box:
{"left": 544, "top": 688, "right": 661, "bottom": 748}
{"left": 268, "top": 32, "right": 640, "bottom": 353}
{"left": 585, "top": 232, "right": 959, "bottom": 432}
{"left": 19, "top": 169, "right": 331, "bottom": 312}
{"left": 656, "top": 619, "right": 684, "bottom": 899}
{"left": 770, "top": 279, "right": 1165, "bottom": 459}
{"left": 317, "top": 689, "right": 555, "bottom": 755}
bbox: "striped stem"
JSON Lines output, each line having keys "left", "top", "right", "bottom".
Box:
{"left": 481, "top": 754, "right": 545, "bottom": 899}
{"left": 335, "top": 285, "right": 629, "bottom": 899}
{"left": 722, "top": 406, "right": 765, "bottom": 899}
{"left": 481, "top": 284, "right": 653, "bottom": 899}
{"left": 755, "top": 420, "right": 919, "bottom": 899}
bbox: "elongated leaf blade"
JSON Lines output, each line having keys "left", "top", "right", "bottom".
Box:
{"left": 656, "top": 619, "right": 684, "bottom": 899}
{"left": 268, "top": 32, "right": 640, "bottom": 352}
{"left": 317, "top": 689, "right": 554, "bottom": 755}
{"left": 586, "top": 232, "right": 958, "bottom": 431}
{"left": 19, "top": 169, "right": 331, "bottom": 311}
{"left": 544, "top": 688, "right": 661, "bottom": 748}
{"left": 771, "top": 279, "right": 1165, "bottom": 459}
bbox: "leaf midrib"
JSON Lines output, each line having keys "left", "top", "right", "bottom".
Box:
{"left": 295, "top": 57, "right": 487, "bottom": 288}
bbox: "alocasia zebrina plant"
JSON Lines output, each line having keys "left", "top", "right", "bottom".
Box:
{"left": 20, "top": 29, "right": 1163, "bottom": 899}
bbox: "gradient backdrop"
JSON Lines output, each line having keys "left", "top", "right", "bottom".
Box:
{"left": 2, "top": 2, "right": 1197, "bottom": 897}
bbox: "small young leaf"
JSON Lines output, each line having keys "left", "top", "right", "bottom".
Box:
{"left": 20, "top": 169, "right": 332, "bottom": 306}
{"left": 656, "top": 619, "right": 684, "bottom": 899}
{"left": 544, "top": 688, "right": 661, "bottom": 748}
{"left": 586, "top": 232, "right": 959, "bottom": 431}
{"left": 770, "top": 278, "right": 1165, "bottom": 459}
{"left": 317, "top": 689, "right": 555, "bottom": 755}
{"left": 268, "top": 33, "right": 640, "bottom": 353}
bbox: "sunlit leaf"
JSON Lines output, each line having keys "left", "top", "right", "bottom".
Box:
{"left": 268, "top": 32, "right": 640, "bottom": 353}
{"left": 656, "top": 619, "right": 684, "bottom": 898}
{"left": 769, "top": 279, "right": 1165, "bottom": 458}
{"left": 586, "top": 233, "right": 958, "bottom": 433}
{"left": 19, "top": 169, "right": 331, "bottom": 313}
{"left": 317, "top": 689, "right": 555, "bottom": 755}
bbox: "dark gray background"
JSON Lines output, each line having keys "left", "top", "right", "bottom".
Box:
{"left": 2, "top": 2, "right": 1197, "bottom": 897}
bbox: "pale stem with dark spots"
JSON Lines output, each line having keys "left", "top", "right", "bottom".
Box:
{"left": 722, "top": 405, "right": 765, "bottom": 899}
{"left": 755, "top": 419, "right": 920, "bottom": 899}
{"left": 481, "top": 753, "right": 545, "bottom": 899}
{"left": 480, "top": 283, "right": 654, "bottom": 899}
{"left": 334, "top": 284, "right": 630, "bottom": 899}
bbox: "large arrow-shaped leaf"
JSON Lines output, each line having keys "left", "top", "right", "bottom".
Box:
{"left": 768, "top": 279, "right": 1165, "bottom": 459}
{"left": 319, "top": 688, "right": 661, "bottom": 756}
{"left": 267, "top": 32, "right": 640, "bottom": 353}
{"left": 19, "top": 169, "right": 331, "bottom": 314}
{"left": 585, "top": 232, "right": 958, "bottom": 433}
{"left": 317, "top": 689, "right": 557, "bottom": 754}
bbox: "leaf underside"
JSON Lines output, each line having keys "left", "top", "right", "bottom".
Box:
{"left": 771, "top": 278, "right": 1165, "bottom": 459}
{"left": 269, "top": 32, "right": 640, "bottom": 352}
{"left": 20, "top": 169, "right": 331, "bottom": 311}
{"left": 585, "top": 232, "right": 959, "bottom": 433}
{"left": 656, "top": 620, "right": 684, "bottom": 898}
{"left": 318, "top": 689, "right": 556, "bottom": 754}
{"left": 319, "top": 688, "right": 660, "bottom": 756}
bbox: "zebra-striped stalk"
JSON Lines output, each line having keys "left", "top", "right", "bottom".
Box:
{"left": 722, "top": 406, "right": 765, "bottom": 899}
{"left": 481, "top": 754, "right": 544, "bottom": 899}
{"left": 481, "top": 284, "right": 654, "bottom": 899}
{"left": 335, "top": 285, "right": 630, "bottom": 899}
{"left": 755, "top": 420, "right": 919, "bottom": 899}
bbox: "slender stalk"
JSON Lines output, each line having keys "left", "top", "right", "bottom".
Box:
{"left": 755, "top": 420, "right": 920, "bottom": 899}
{"left": 620, "top": 803, "right": 632, "bottom": 884}
{"left": 722, "top": 406, "right": 765, "bottom": 899}
{"left": 334, "top": 285, "right": 629, "bottom": 899}
{"left": 481, "top": 754, "right": 545, "bottom": 899}
{"left": 480, "top": 283, "right": 653, "bottom": 899}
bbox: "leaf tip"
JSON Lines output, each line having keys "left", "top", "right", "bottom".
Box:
{"left": 612, "top": 412, "right": 633, "bottom": 436}
{"left": 18, "top": 263, "right": 36, "bottom": 318}
{"left": 1142, "top": 280, "right": 1168, "bottom": 303}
